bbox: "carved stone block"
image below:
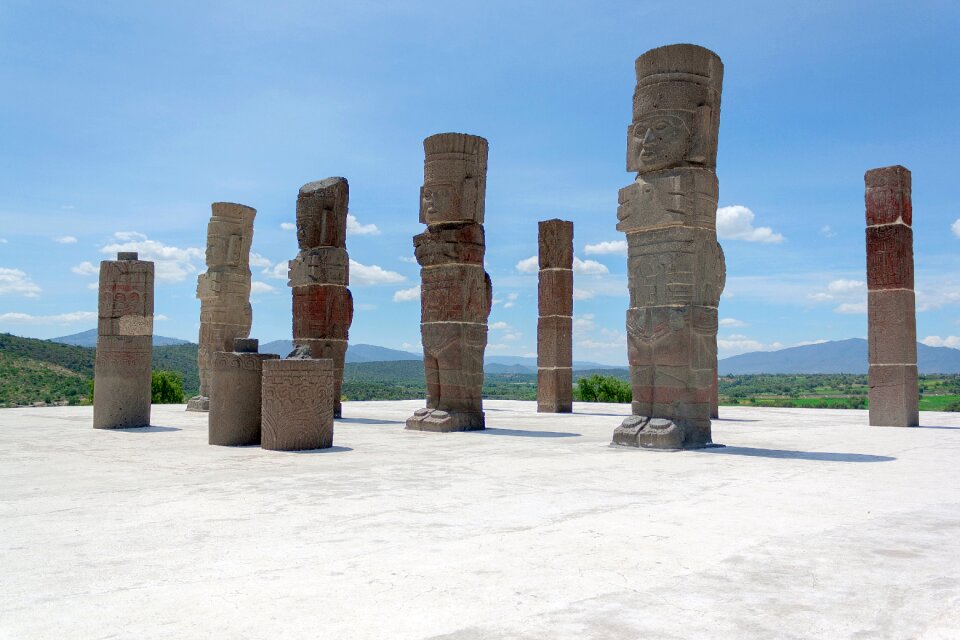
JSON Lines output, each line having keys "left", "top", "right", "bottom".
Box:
{"left": 420, "top": 134, "right": 488, "bottom": 225}
{"left": 292, "top": 285, "right": 353, "bottom": 341}
{"left": 866, "top": 224, "right": 914, "bottom": 291}
{"left": 537, "top": 316, "right": 573, "bottom": 369}
{"left": 261, "top": 358, "right": 335, "bottom": 451}
{"left": 287, "top": 247, "right": 349, "bottom": 287}
{"left": 868, "top": 364, "right": 919, "bottom": 428}
{"left": 537, "top": 368, "right": 572, "bottom": 413}
{"left": 626, "top": 227, "right": 724, "bottom": 308}
{"left": 292, "top": 338, "right": 348, "bottom": 418}
{"left": 208, "top": 342, "right": 279, "bottom": 446}
{"left": 418, "top": 322, "right": 486, "bottom": 414}
{"left": 538, "top": 219, "right": 573, "bottom": 269}
{"left": 865, "top": 165, "right": 912, "bottom": 226}
{"left": 617, "top": 168, "right": 719, "bottom": 232}
{"left": 420, "top": 265, "right": 491, "bottom": 324}
{"left": 93, "top": 334, "right": 152, "bottom": 429}
{"left": 414, "top": 223, "right": 485, "bottom": 266}
{"left": 538, "top": 269, "right": 573, "bottom": 317}
{"left": 868, "top": 290, "right": 917, "bottom": 365}
{"left": 296, "top": 177, "right": 348, "bottom": 250}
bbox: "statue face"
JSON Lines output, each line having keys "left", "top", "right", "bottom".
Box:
{"left": 421, "top": 182, "right": 461, "bottom": 220}
{"left": 205, "top": 235, "right": 227, "bottom": 267}
{"left": 632, "top": 114, "right": 692, "bottom": 171}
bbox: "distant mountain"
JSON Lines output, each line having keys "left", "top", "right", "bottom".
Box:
{"left": 486, "top": 363, "right": 536, "bottom": 374}
{"left": 259, "top": 341, "right": 422, "bottom": 362}
{"left": 485, "top": 355, "right": 621, "bottom": 371}
{"left": 50, "top": 329, "right": 191, "bottom": 347}
{"left": 718, "top": 338, "right": 960, "bottom": 374}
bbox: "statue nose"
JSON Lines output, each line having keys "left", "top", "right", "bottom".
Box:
{"left": 642, "top": 128, "right": 657, "bottom": 145}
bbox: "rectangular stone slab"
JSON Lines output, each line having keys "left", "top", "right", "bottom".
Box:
{"left": 868, "top": 290, "right": 917, "bottom": 365}
{"left": 261, "top": 358, "right": 335, "bottom": 451}
{"left": 866, "top": 224, "right": 914, "bottom": 291}
{"left": 538, "top": 269, "right": 573, "bottom": 318}
{"left": 537, "top": 316, "right": 573, "bottom": 369}
{"left": 537, "top": 368, "right": 573, "bottom": 413}
{"left": 868, "top": 364, "right": 919, "bottom": 428}
{"left": 538, "top": 219, "right": 573, "bottom": 269}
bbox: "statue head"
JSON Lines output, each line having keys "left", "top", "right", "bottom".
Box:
{"left": 420, "top": 133, "right": 488, "bottom": 225}
{"left": 296, "top": 177, "right": 349, "bottom": 250}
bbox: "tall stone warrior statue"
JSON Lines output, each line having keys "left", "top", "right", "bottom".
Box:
{"left": 865, "top": 165, "right": 919, "bottom": 427}
{"left": 187, "top": 202, "right": 255, "bottom": 412}
{"left": 407, "top": 133, "right": 493, "bottom": 432}
{"left": 94, "top": 252, "right": 154, "bottom": 429}
{"left": 288, "top": 177, "right": 354, "bottom": 419}
{"left": 612, "top": 44, "right": 726, "bottom": 450}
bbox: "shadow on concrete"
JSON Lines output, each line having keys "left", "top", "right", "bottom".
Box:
{"left": 698, "top": 446, "right": 894, "bottom": 463}
{"left": 338, "top": 418, "right": 405, "bottom": 425}
{"left": 472, "top": 428, "right": 580, "bottom": 438}
{"left": 289, "top": 446, "right": 353, "bottom": 454}
{"left": 713, "top": 418, "right": 762, "bottom": 423}
{"left": 913, "top": 425, "right": 960, "bottom": 431}
{"left": 115, "top": 426, "right": 181, "bottom": 433}
{"left": 575, "top": 412, "right": 630, "bottom": 418}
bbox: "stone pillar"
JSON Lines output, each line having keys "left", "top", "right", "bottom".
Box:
{"left": 208, "top": 339, "right": 279, "bottom": 446}
{"left": 288, "top": 177, "right": 353, "bottom": 418}
{"left": 865, "top": 165, "right": 919, "bottom": 427}
{"left": 261, "top": 358, "right": 335, "bottom": 451}
{"left": 188, "top": 202, "right": 255, "bottom": 412}
{"left": 406, "top": 133, "right": 493, "bottom": 432}
{"left": 611, "top": 44, "right": 726, "bottom": 450}
{"left": 93, "top": 252, "right": 154, "bottom": 429}
{"left": 537, "top": 219, "right": 573, "bottom": 413}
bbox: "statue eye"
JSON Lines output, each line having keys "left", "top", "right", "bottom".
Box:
{"left": 655, "top": 120, "right": 669, "bottom": 130}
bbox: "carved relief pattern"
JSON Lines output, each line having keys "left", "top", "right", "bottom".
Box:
{"left": 261, "top": 362, "right": 335, "bottom": 451}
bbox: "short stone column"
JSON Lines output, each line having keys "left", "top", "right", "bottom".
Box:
{"left": 208, "top": 339, "right": 279, "bottom": 446}
{"left": 94, "top": 252, "right": 154, "bottom": 429}
{"left": 406, "top": 133, "right": 493, "bottom": 432}
{"left": 288, "top": 178, "right": 353, "bottom": 418}
{"left": 537, "top": 219, "right": 573, "bottom": 413}
{"left": 261, "top": 358, "right": 335, "bottom": 451}
{"left": 865, "top": 165, "right": 919, "bottom": 427}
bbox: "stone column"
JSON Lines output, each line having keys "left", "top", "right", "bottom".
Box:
{"left": 865, "top": 165, "right": 919, "bottom": 427}
{"left": 93, "top": 252, "right": 154, "bottom": 429}
{"left": 537, "top": 219, "right": 573, "bottom": 413}
{"left": 208, "top": 339, "right": 279, "bottom": 446}
{"left": 406, "top": 133, "right": 493, "bottom": 432}
{"left": 261, "top": 357, "right": 335, "bottom": 451}
{"left": 188, "top": 202, "right": 255, "bottom": 412}
{"left": 288, "top": 177, "right": 353, "bottom": 418}
{"left": 612, "top": 44, "right": 726, "bottom": 450}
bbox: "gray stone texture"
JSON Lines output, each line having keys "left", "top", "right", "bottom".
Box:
{"left": 208, "top": 339, "right": 279, "bottom": 446}
{"left": 537, "top": 220, "right": 573, "bottom": 413}
{"left": 261, "top": 358, "right": 335, "bottom": 451}
{"left": 288, "top": 177, "right": 354, "bottom": 419}
{"left": 865, "top": 165, "right": 918, "bottom": 427}
{"left": 94, "top": 252, "right": 154, "bottom": 429}
{"left": 407, "top": 133, "right": 492, "bottom": 432}
{"left": 612, "top": 44, "right": 725, "bottom": 450}
{"left": 189, "top": 202, "right": 255, "bottom": 412}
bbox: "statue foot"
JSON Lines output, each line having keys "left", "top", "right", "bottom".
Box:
{"left": 186, "top": 396, "right": 209, "bottom": 412}
{"left": 406, "top": 408, "right": 485, "bottom": 432}
{"left": 612, "top": 415, "right": 718, "bottom": 450}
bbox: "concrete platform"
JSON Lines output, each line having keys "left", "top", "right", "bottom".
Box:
{"left": 2, "top": 401, "right": 959, "bottom": 639}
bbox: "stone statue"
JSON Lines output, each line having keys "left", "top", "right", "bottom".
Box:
{"left": 537, "top": 219, "right": 573, "bottom": 413}
{"left": 288, "top": 177, "right": 353, "bottom": 418}
{"left": 406, "top": 133, "right": 493, "bottom": 432}
{"left": 187, "top": 203, "right": 255, "bottom": 412}
{"left": 865, "top": 165, "right": 918, "bottom": 427}
{"left": 612, "top": 44, "right": 726, "bottom": 450}
{"left": 94, "top": 252, "right": 154, "bottom": 429}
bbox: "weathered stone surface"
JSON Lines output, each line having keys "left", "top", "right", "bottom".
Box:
{"left": 866, "top": 165, "right": 912, "bottom": 226}
{"left": 865, "top": 165, "right": 917, "bottom": 428}
{"left": 420, "top": 265, "right": 492, "bottom": 324}
{"left": 537, "top": 316, "right": 573, "bottom": 369}
{"left": 538, "top": 219, "right": 573, "bottom": 269}
{"left": 190, "top": 202, "right": 255, "bottom": 411}
{"left": 208, "top": 340, "right": 279, "bottom": 446}
{"left": 615, "top": 44, "right": 724, "bottom": 449}
{"left": 94, "top": 252, "right": 154, "bottom": 429}
{"left": 289, "top": 178, "right": 354, "bottom": 419}
{"left": 537, "top": 368, "right": 572, "bottom": 413}
{"left": 420, "top": 133, "right": 488, "bottom": 225}
{"left": 413, "top": 223, "right": 485, "bottom": 266}
{"left": 261, "top": 358, "right": 335, "bottom": 451}
{"left": 538, "top": 270, "right": 573, "bottom": 317}
{"left": 296, "top": 177, "right": 348, "bottom": 250}
{"left": 418, "top": 322, "right": 487, "bottom": 411}
{"left": 868, "top": 364, "right": 919, "bottom": 428}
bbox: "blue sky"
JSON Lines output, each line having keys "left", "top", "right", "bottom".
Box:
{"left": 1, "top": 1, "right": 958, "bottom": 365}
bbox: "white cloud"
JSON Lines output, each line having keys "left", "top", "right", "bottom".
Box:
{"left": 719, "top": 318, "right": 748, "bottom": 328}
{"left": 820, "top": 225, "right": 837, "bottom": 238}
{"left": 573, "top": 288, "right": 594, "bottom": 301}
{"left": 515, "top": 256, "right": 538, "bottom": 274}
{"left": 393, "top": 285, "right": 420, "bottom": 302}
{"left": 0, "top": 311, "right": 95, "bottom": 324}
{"left": 573, "top": 256, "right": 609, "bottom": 275}
{"left": 398, "top": 256, "right": 417, "bottom": 264}
{"left": 249, "top": 252, "right": 272, "bottom": 268}
{"left": 794, "top": 339, "right": 829, "bottom": 347}
{"left": 54, "top": 236, "right": 77, "bottom": 244}
{"left": 0, "top": 268, "right": 41, "bottom": 297}
{"left": 0, "top": 238, "right": 8, "bottom": 243}
{"left": 921, "top": 336, "right": 960, "bottom": 349}
{"left": 503, "top": 292, "right": 519, "bottom": 309}
{"left": 718, "top": 334, "right": 767, "bottom": 355}
{"left": 717, "top": 205, "right": 785, "bottom": 243}
{"left": 71, "top": 261, "right": 99, "bottom": 276}
{"left": 401, "top": 342, "right": 418, "bottom": 350}
{"left": 952, "top": 219, "right": 960, "bottom": 239}
{"left": 155, "top": 314, "right": 169, "bottom": 321}
{"left": 808, "top": 279, "right": 867, "bottom": 314}
{"left": 261, "top": 262, "right": 288, "bottom": 280}
{"left": 280, "top": 222, "right": 295, "bottom": 231}
{"left": 350, "top": 260, "right": 405, "bottom": 286}
{"left": 250, "top": 281, "right": 276, "bottom": 294}
{"left": 583, "top": 240, "right": 627, "bottom": 256}
{"left": 86, "top": 282, "right": 98, "bottom": 290}
{"left": 502, "top": 332, "right": 521, "bottom": 342}
{"left": 490, "top": 321, "right": 510, "bottom": 330}
{"left": 827, "top": 279, "right": 865, "bottom": 294}
{"left": 101, "top": 231, "right": 203, "bottom": 283}
{"left": 835, "top": 302, "right": 867, "bottom": 314}
{"left": 347, "top": 214, "right": 380, "bottom": 236}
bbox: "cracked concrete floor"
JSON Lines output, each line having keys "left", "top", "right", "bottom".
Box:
{"left": 2, "top": 400, "right": 959, "bottom": 639}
